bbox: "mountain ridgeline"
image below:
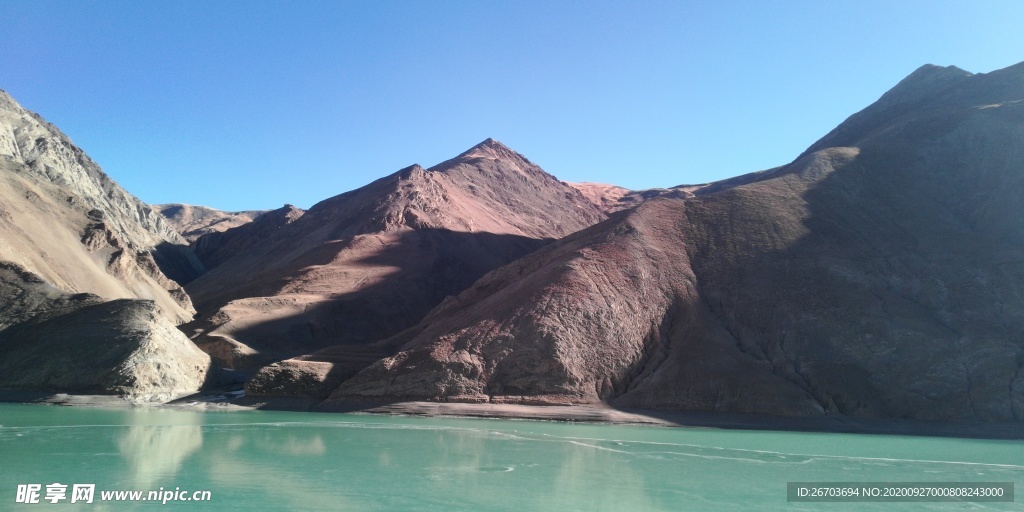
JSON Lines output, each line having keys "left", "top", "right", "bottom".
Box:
{"left": 324, "top": 63, "right": 1024, "bottom": 421}
{"left": 1, "top": 61, "right": 1022, "bottom": 425}
{"left": 180, "top": 138, "right": 606, "bottom": 373}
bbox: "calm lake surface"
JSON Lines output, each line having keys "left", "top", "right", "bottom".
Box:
{"left": 1, "top": 403, "right": 1021, "bottom": 511}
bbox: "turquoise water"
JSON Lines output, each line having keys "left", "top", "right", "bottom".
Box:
{"left": 0, "top": 404, "right": 1021, "bottom": 511}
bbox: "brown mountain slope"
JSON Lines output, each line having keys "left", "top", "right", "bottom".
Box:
{"left": 327, "top": 62, "right": 1024, "bottom": 422}
{"left": 154, "top": 203, "right": 266, "bottom": 242}
{"left": 569, "top": 172, "right": 788, "bottom": 214}
{"left": 184, "top": 139, "right": 606, "bottom": 369}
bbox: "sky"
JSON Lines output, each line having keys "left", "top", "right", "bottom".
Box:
{"left": 3, "top": 1, "right": 1023, "bottom": 212}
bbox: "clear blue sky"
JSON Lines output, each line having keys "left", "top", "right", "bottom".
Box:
{"left": 3, "top": 1, "right": 1023, "bottom": 211}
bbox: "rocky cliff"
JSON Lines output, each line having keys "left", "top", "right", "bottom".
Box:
{"left": 0, "top": 90, "right": 204, "bottom": 319}
{"left": 0, "top": 92, "right": 210, "bottom": 400}
{"left": 327, "top": 62, "right": 1024, "bottom": 422}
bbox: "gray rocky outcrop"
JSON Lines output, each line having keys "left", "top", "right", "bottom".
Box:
{"left": 0, "top": 91, "right": 211, "bottom": 400}
{"left": 0, "top": 90, "right": 204, "bottom": 320}
{"left": 0, "top": 263, "right": 209, "bottom": 401}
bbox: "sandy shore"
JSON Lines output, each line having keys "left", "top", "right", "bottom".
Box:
{"left": 2, "top": 391, "right": 1020, "bottom": 439}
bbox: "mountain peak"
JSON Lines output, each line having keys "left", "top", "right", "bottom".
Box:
{"left": 907, "top": 63, "right": 971, "bottom": 79}
{"left": 271, "top": 203, "right": 305, "bottom": 220}
{"left": 473, "top": 137, "right": 504, "bottom": 150}
{"left": 455, "top": 138, "right": 523, "bottom": 162}
{"left": 872, "top": 64, "right": 973, "bottom": 107}
{"left": 801, "top": 62, "right": 977, "bottom": 155}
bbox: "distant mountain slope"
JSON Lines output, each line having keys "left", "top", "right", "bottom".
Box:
{"left": 184, "top": 139, "right": 606, "bottom": 369}
{"left": 189, "top": 204, "right": 304, "bottom": 271}
{"left": 327, "top": 62, "right": 1024, "bottom": 422}
{"left": 566, "top": 182, "right": 632, "bottom": 212}
{"left": 569, "top": 172, "right": 790, "bottom": 214}
{"left": 154, "top": 203, "right": 266, "bottom": 242}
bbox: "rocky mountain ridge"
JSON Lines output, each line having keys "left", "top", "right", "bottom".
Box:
{"left": 181, "top": 138, "right": 606, "bottom": 372}
{"left": 321, "top": 62, "right": 1024, "bottom": 422}
{"left": 0, "top": 91, "right": 202, "bottom": 322}
{"left": 2, "top": 61, "right": 1022, "bottom": 425}
{"left": 0, "top": 92, "right": 210, "bottom": 400}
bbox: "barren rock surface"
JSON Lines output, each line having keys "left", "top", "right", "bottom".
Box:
{"left": 190, "top": 204, "right": 304, "bottom": 271}
{"left": 0, "top": 91, "right": 212, "bottom": 400}
{"left": 567, "top": 182, "right": 632, "bottom": 212}
{"left": 0, "top": 91, "right": 204, "bottom": 289}
{"left": 0, "top": 90, "right": 203, "bottom": 322}
{"left": 329, "top": 62, "right": 1024, "bottom": 422}
{"left": 0, "top": 263, "right": 209, "bottom": 401}
{"left": 185, "top": 139, "right": 606, "bottom": 374}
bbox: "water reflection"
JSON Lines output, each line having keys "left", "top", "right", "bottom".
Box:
{"left": 253, "top": 431, "right": 327, "bottom": 456}
{"left": 207, "top": 426, "right": 345, "bottom": 510}
{"left": 414, "top": 427, "right": 670, "bottom": 511}
{"left": 544, "top": 436, "right": 667, "bottom": 512}
{"left": 116, "top": 408, "right": 203, "bottom": 489}
{"left": 219, "top": 430, "right": 328, "bottom": 456}
{"left": 3, "top": 403, "right": 1022, "bottom": 512}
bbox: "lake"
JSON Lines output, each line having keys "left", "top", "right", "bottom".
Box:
{"left": 1, "top": 403, "right": 1021, "bottom": 511}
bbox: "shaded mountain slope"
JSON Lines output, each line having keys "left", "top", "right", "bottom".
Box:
{"left": 190, "top": 204, "right": 304, "bottom": 271}
{"left": 184, "top": 139, "right": 606, "bottom": 369}
{"left": 327, "top": 62, "right": 1024, "bottom": 422}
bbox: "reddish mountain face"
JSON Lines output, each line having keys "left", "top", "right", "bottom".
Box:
{"left": 326, "top": 63, "right": 1024, "bottom": 422}
{"left": 183, "top": 139, "right": 606, "bottom": 370}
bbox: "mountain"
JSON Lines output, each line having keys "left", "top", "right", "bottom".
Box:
{"left": 189, "top": 204, "right": 305, "bottom": 272}
{"left": 567, "top": 182, "right": 632, "bottom": 212}
{"left": 569, "top": 173, "right": 793, "bottom": 214}
{"left": 0, "top": 90, "right": 204, "bottom": 321}
{"left": 0, "top": 90, "right": 210, "bottom": 399}
{"left": 183, "top": 139, "right": 606, "bottom": 372}
{"left": 325, "top": 62, "right": 1024, "bottom": 422}
{"left": 154, "top": 203, "right": 266, "bottom": 242}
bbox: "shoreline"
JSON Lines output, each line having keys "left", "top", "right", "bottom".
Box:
{"left": 2, "top": 391, "right": 1021, "bottom": 440}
